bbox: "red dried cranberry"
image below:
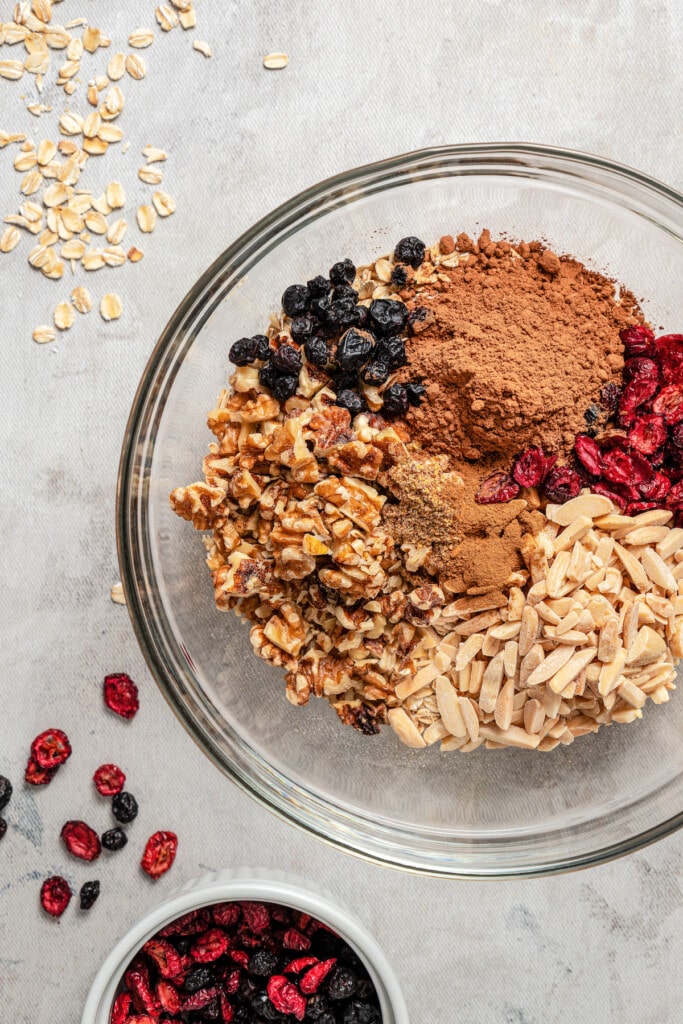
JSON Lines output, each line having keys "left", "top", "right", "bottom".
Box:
{"left": 600, "top": 383, "right": 621, "bottom": 413}
{"left": 124, "top": 1017, "right": 158, "bottom": 1024}
{"left": 221, "top": 968, "right": 242, "bottom": 995}
{"left": 653, "top": 384, "right": 683, "bottom": 425}
{"left": 625, "top": 501, "right": 659, "bottom": 515}
{"left": 299, "top": 958, "right": 337, "bottom": 995}
{"left": 267, "top": 976, "right": 306, "bottom": 1021}
{"left": 543, "top": 466, "right": 581, "bottom": 504}
{"left": 156, "top": 979, "right": 183, "bottom": 1014}
{"left": 143, "top": 938, "right": 182, "bottom": 978}
{"left": 93, "top": 763, "right": 126, "bottom": 796}
{"left": 219, "top": 991, "right": 234, "bottom": 1023}
{"left": 574, "top": 434, "right": 604, "bottom": 476}
{"left": 228, "top": 949, "right": 249, "bottom": 969}
{"left": 590, "top": 481, "right": 628, "bottom": 509}
{"left": 283, "top": 928, "right": 312, "bottom": 951}
{"left": 627, "top": 414, "right": 667, "bottom": 456}
{"left": 284, "top": 956, "right": 320, "bottom": 975}
{"left": 25, "top": 756, "right": 58, "bottom": 786}
{"left": 212, "top": 902, "right": 241, "bottom": 928}
{"left": 61, "top": 820, "right": 101, "bottom": 861}
{"left": 126, "top": 966, "right": 162, "bottom": 1017}
{"left": 618, "top": 376, "right": 659, "bottom": 427}
{"left": 40, "top": 875, "right": 72, "bottom": 917}
{"left": 666, "top": 481, "right": 683, "bottom": 510}
{"left": 31, "top": 728, "right": 72, "bottom": 769}
{"left": 475, "top": 472, "right": 520, "bottom": 504}
{"left": 111, "top": 992, "right": 132, "bottom": 1024}
{"left": 160, "top": 909, "right": 211, "bottom": 936}
{"left": 293, "top": 911, "right": 313, "bottom": 932}
{"left": 103, "top": 672, "right": 140, "bottom": 719}
{"left": 622, "top": 357, "right": 659, "bottom": 383}
{"left": 190, "top": 928, "right": 229, "bottom": 962}
{"left": 601, "top": 448, "right": 653, "bottom": 487}
{"left": 639, "top": 471, "right": 671, "bottom": 501}
{"left": 241, "top": 901, "right": 270, "bottom": 934}
{"left": 620, "top": 324, "right": 656, "bottom": 358}
{"left": 141, "top": 830, "right": 178, "bottom": 880}
{"left": 655, "top": 334, "right": 683, "bottom": 383}
{"left": 511, "top": 446, "right": 557, "bottom": 488}
{"left": 182, "top": 986, "right": 220, "bottom": 1011}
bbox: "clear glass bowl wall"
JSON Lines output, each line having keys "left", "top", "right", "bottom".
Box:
{"left": 118, "top": 145, "right": 683, "bottom": 877}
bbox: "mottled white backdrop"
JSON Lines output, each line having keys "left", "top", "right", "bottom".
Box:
{"left": 2, "top": 2, "right": 683, "bottom": 1022}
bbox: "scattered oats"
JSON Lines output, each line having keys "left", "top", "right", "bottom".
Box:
{"left": 87, "top": 82, "right": 99, "bottom": 106}
{"left": 43, "top": 182, "right": 70, "bottom": 207}
{"left": 193, "top": 40, "right": 212, "bottom": 57}
{"left": 82, "top": 111, "right": 102, "bottom": 138}
{"left": 104, "top": 85, "right": 124, "bottom": 116}
{"left": 125, "top": 53, "right": 147, "bottom": 79}
{"left": 63, "top": 80, "right": 78, "bottom": 97}
{"left": 0, "top": 226, "right": 21, "bottom": 253}
{"left": 107, "top": 52, "right": 126, "bottom": 80}
{"left": 82, "top": 248, "right": 105, "bottom": 270}
{"left": 84, "top": 210, "right": 108, "bottom": 234}
{"left": 156, "top": 4, "right": 179, "bottom": 31}
{"left": 138, "top": 165, "right": 163, "bottom": 185}
{"left": 21, "top": 169, "right": 43, "bottom": 195}
{"left": 32, "top": 0, "right": 53, "bottom": 24}
{"left": 54, "top": 299, "right": 74, "bottom": 330}
{"left": 91, "top": 194, "right": 111, "bottom": 215}
{"left": 170, "top": 0, "right": 193, "bottom": 10}
{"left": 71, "top": 285, "right": 92, "bottom": 313}
{"left": 102, "top": 244, "right": 126, "bottom": 267}
{"left": 106, "top": 217, "right": 127, "bottom": 244}
{"left": 262, "top": 52, "right": 289, "bottom": 70}
{"left": 66, "top": 37, "right": 84, "bottom": 61}
{"left": 98, "top": 123, "right": 124, "bottom": 143}
{"left": 137, "top": 204, "right": 157, "bottom": 232}
{"left": 24, "top": 51, "right": 50, "bottom": 75}
{"left": 42, "top": 258, "right": 64, "bottom": 279}
{"left": 60, "top": 237, "right": 86, "bottom": 259}
{"left": 19, "top": 141, "right": 36, "bottom": 153}
{"left": 32, "top": 324, "right": 55, "bottom": 344}
{"left": 58, "top": 59, "right": 81, "bottom": 80}
{"left": 121, "top": 140, "right": 131, "bottom": 154}
{"left": 59, "top": 111, "right": 84, "bottom": 136}
{"left": 95, "top": 75, "right": 109, "bottom": 91}
{"left": 0, "top": 60, "right": 25, "bottom": 80}
{"left": 83, "top": 136, "right": 109, "bottom": 156}
{"left": 60, "top": 207, "right": 84, "bottom": 233}
{"left": 105, "top": 181, "right": 125, "bottom": 209}
{"left": 127, "top": 246, "right": 143, "bottom": 262}
{"left": 27, "top": 103, "right": 52, "bottom": 116}
{"left": 65, "top": 18, "right": 88, "bottom": 29}
{"left": 142, "top": 145, "right": 167, "bottom": 163}
{"left": 152, "top": 189, "right": 176, "bottom": 217}
{"left": 110, "top": 581, "right": 126, "bottom": 605}
{"left": 129, "top": 28, "right": 154, "bottom": 48}
{"left": 82, "top": 26, "right": 102, "bottom": 53}
{"left": 100, "top": 292, "right": 122, "bottom": 320}
{"left": 38, "top": 228, "right": 58, "bottom": 246}
{"left": 0, "top": 133, "right": 27, "bottom": 147}
{"left": 13, "top": 150, "right": 38, "bottom": 171}
{"left": 36, "top": 138, "right": 57, "bottom": 164}
{"left": 19, "top": 201, "right": 43, "bottom": 222}
{"left": 179, "top": 6, "right": 197, "bottom": 29}
{"left": 68, "top": 192, "right": 92, "bottom": 214}
{"left": 58, "top": 139, "right": 79, "bottom": 156}
{"left": 44, "top": 26, "right": 70, "bottom": 48}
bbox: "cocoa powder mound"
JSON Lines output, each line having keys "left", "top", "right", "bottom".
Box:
{"left": 402, "top": 231, "right": 642, "bottom": 462}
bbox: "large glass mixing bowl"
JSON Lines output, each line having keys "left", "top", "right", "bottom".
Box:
{"left": 118, "top": 144, "right": 683, "bottom": 877}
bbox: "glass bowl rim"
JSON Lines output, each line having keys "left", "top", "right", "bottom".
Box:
{"left": 117, "top": 142, "right": 683, "bottom": 879}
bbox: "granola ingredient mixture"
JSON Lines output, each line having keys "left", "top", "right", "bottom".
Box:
{"left": 171, "top": 233, "right": 681, "bottom": 752}
{"left": 112, "top": 900, "right": 381, "bottom": 1023}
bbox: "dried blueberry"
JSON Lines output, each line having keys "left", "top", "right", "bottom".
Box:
{"left": 230, "top": 336, "right": 269, "bottom": 366}
{"left": 112, "top": 791, "right": 138, "bottom": 824}
{"left": 0, "top": 818, "right": 6, "bottom": 841}
{"left": 312, "top": 930, "right": 341, "bottom": 958}
{"left": 271, "top": 344, "right": 302, "bottom": 375}
{"left": 79, "top": 879, "right": 100, "bottom": 910}
{"left": 583, "top": 404, "right": 600, "bottom": 425}
{"left": 332, "top": 283, "right": 359, "bottom": 303}
{"left": 307, "top": 275, "right": 331, "bottom": 299}
{"left": 199, "top": 1003, "right": 221, "bottom": 1021}
{"left": 251, "top": 335, "right": 272, "bottom": 361}
{"left": 394, "top": 235, "right": 426, "bottom": 268}
{"left": 304, "top": 336, "right": 329, "bottom": 367}
{"left": 240, "top": 976, "right": 259, "bottom": 1000}
{"left": 282, "top": 284, "right": 310, "bottom": 318}
{"left": 336, "top": 389, "right": 364, "bottom": 416}
{"left": 390, "top": 264, "right": 408, "bottom": 288}
{"left": 327, "top": 967, "right": 358, "bottom": 1001}
{"left": 272, "top": 374, "right": 299, "bottom": 401}
{"left": 406, "top": 381, "right": 426, "bottom": 407}
{"left": 361, "top": 360, "right": 390, "bottom": 387}
{"left": 309, "top": 295, "right": 333, "bottom": 330}
{"left": 290, "top": 315, "right": 318, "bottom": 344}
{"left": 343, "top": 1001, "right": 381, "bottom": 1024}
{"left": 329, "top": 298, "right": 359, "bottom": 329}
{"left": 329, "top": 259, "right": 355, "bottom": 286}
{"left": 355, "top": 979, "right": 375, "bottom": 1000}
{"left": 376, "top": 335, "right": 407, "bottom": 370}
{"left": 381, "top": 383, "right": 409, "bottom": 419}
{"left": 0, "top": 776, "right": 12, "bottom": 813}
{"left": 184, "top": 966, "right": 216, "bottom": 993}
{"left": 339, "top": 945, "right": 363, "bottom": 972}
{"left": 352, "top": 305, "right": 371, "bottom": 330}
{"left": 259, "top": 362, "right": 280, "bottom": 393}
{"left": 368, "top": 299, "right": 408, "bottom": 336}
{"left": 407, "top": 306, "right": 430, "bottom": 335}
{"left": 336, "top": 328, "right": 374, "bottom": 370}
{"left": 249, "top": 950, "right": 280, "bottom": 976}
{"left": 251, "top": 990, "right": 285, "bottom": 1021}
{"left": 101, "top": 826, "right": 127, "bottom": 851}
{"left": 305, "top": 993, "right": 330, "bottom": 1020}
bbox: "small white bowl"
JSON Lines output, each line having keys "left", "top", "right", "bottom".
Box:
{"left": 81, "top": 868, "right": 409, "bottom": 1023}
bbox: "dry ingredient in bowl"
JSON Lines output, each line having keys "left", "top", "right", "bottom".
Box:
{"left": 111, "top": 899, "right": 381, "bottom": 1024}
{"left": 171, "top": 232, "right": 682, "bottom": 752}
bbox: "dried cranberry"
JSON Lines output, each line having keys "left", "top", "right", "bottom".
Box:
{"left": 40, "top": 875, "right": 72, "bottom": 917}
{"left": 284, "top": 956, "right": 319, "bottom": 975}
{"left": 574, "top": 434, "right": 604, "bottom": 476}
{"left": 159, "top": 909, "right": 211, "bottom": 937}
{"left": 283, "top": 928, "right": 311, "bottom": 951}
{"left": 618, "top": 376, "right": 659, "bottom": 427}
{"left": 93, "top": 763, "right": 126, "bottom": 796}
{"left": 241, "top": 901, "right": 270, "bottom": 934}
{"left": 24, "top": 756, "right": 57, "bottom": 786}
{"left": 31, "top": 728, "right": 72, "bottom": 769}
{"left": 228, "top": 949, "right": 250, "bottom": 969}
{"left": 653, "top": 384, "right": 683, "bottom": 425}
{"left": 271, "top": 344, "right": 302, "bottom": 375}
{"left": 543, "top": 466, "right": 582, "bottom": 504}
{"left": 79, "top": 879, "right": 100, "bottom": 910}
{"left": 212, "top": 902, "right": 241, "bottom": 928}
{"left": 191, "top": 928, "right": 229, "bottom": 962}
{"left": 103, "top": 673, "right": 139, "bottom": 719}
{"left": 300, "top": 958, "right": 337, "bottom": 995}
{"left": 183, "top": 986, "right": 220, "bottom": 1012}
{"left": 111, "top": 992, "right": 132, "bottom": 1024}
{"left": 394, "top": 236, "right": 426, "bottom": 268}
{"left": 600, "top": 382, "right": 621, "bottom": 413}
{"left": 475, "top": 472, "right": 520, "bottom": 504}
{"left": 620, "top": 323, "right": 656, "bottom": 359}
{"left": 656, "top": 334, "right": 683, "bottom": 384}
{"left": 627, "top": 414, "right": 667, "bottom": 456}
{"left": 639, "top": 470, "right": 671, "bottom": 501}
{"left": 666, "top": 481, "right": 683, "bottom": 510}
{"left": 127, "top": 965, "right": 162, "bottom": 1017}
{"left": 143, "top": 937, "right": 183, "bottom": 978}
{"left": 0, "top": 775, "right": 12, "bottom": 812}
{"left": 625, "top": 501, "right": 659, "bottom": 515}
{"left": 141, "top": 830, "right": 178, "bottom": 880}
{"left": 512, "top": 446, "right": 558, "bottom": 488}
{"left": 267, "top": 976, "right": 306, "bottom": 1021}
{"left": 219, "top": 991, "right": 235, "bottom": 1023}
{"left": 221, "top": 968, "right": 242, "bottom": 995}
{"left": 61, "top": 820, "right": 101, "bottom": 861}
{"left": 601, "top": 448, "right": 653, "bottom": 487}
{"left": 622, "top": 357, "right": 660, "bottom": 383}
{"left": 156, "top": 979, "right": 183, "bottom": 1015}
{"left": 590, "top": 480, "right": 628, "bottom": 509}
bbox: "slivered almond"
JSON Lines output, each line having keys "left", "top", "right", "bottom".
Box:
{"left": 552, "top": 515, "right": 593, "bottom": 554}
{"left": 478, "top": 724, "right": 540, "bottom": 750}
{"left": 626, "top": 625, "right": 666, "bottom": 667}
{"left": 598, "top": 648, "right": 627, "bottom": 696}
{"left": 617, "top": 679, "right": 647, "bottom": 709}
{"left": 656, "top": 528, "right": 683, "bottom": 560}
{"left": 597, "top": 617, "right": 620, "bottom": 662}
{"left": 454, "top": 633, "right": 484, "bottom": 670}
{"left": 640, "top": 547, "right": 677, "bottom": 592}
{"left": 395, "top": 663, "right": 437, "bottom": 701}
{"left": 453, "top": 609, "right": 501, "bottom": 636}
{"left": 387, "top": 708, "right": 425, "bottom": 748}
{"left": 613, "top": 542, "right": 650, "bottom": 592}
{"left": 547, "top": 647, "right": 597, "bottom": 694}
{"left": 458, "top": 697, "right": 479, "bottom": 741}
{"left": 525, "top": 644, "right": 576, "bottom": 687}
{"left": 435, "top": 676, "right": 467, "bottom": 737}
{"left": 523, "top": 698, "right": 545, "bottom": 734}
{"left": 546, "top": 549, "right": 571, "bottom": 598}
{"left": 494, "top": 678, "right": 515, "bottom": 730}
{"left": 518, "top": 605, "right": 539, "bottom": 657}
{"left": 503, "top": 640, "right": 518, "bottom": 679}
{"left": 478, "top": 651, "right": 504, "bottom": 712}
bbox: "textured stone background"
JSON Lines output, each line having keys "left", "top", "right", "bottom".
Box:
{"left": 2, "top": 2, "right": 683, "bottom": 1022}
